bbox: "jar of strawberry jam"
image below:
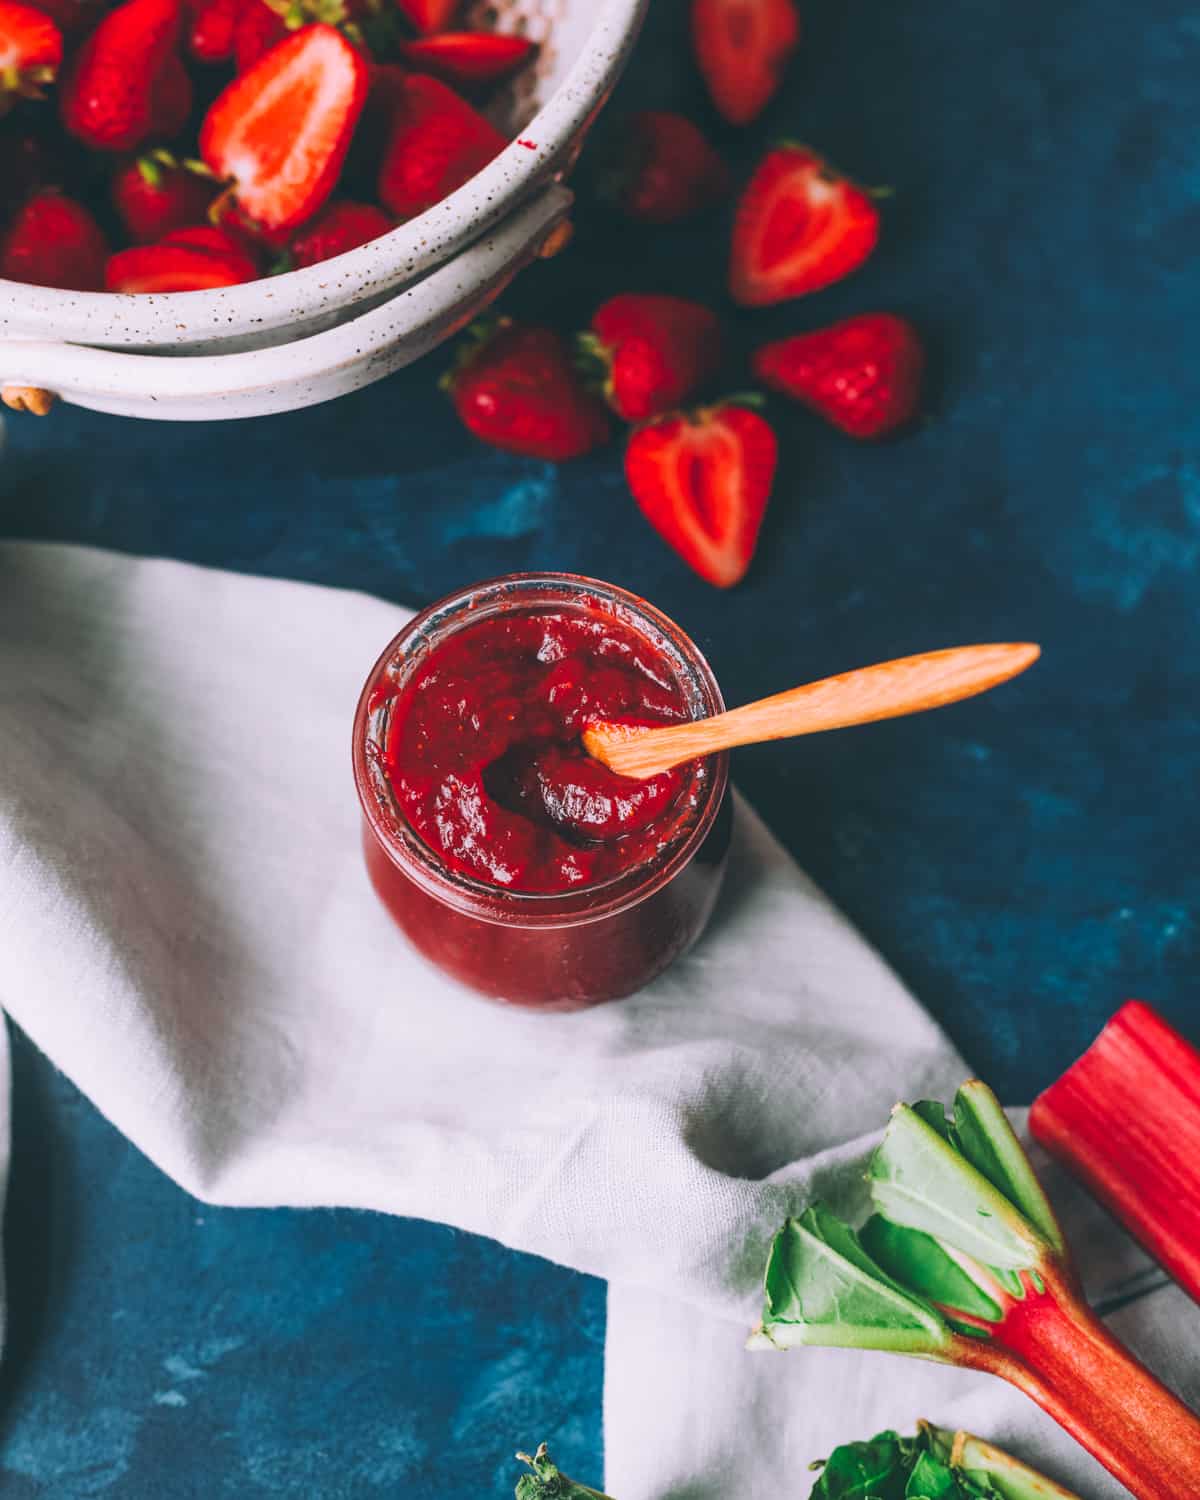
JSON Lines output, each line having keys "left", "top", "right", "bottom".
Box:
{"left": 353, "top": 574, "right": 731, "bottom": 1009}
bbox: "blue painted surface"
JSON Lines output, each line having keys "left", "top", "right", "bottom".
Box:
{"left": 2, "top": 0, "right": 1199, "bottom": 1492}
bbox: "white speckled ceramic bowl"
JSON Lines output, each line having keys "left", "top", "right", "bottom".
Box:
{"left": 0, "top": 0, "right": 648, "bottom": 420}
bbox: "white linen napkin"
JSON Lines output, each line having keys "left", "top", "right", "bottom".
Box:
{"left": 0, "top": 541, "right": 1195, "bottom": 1497}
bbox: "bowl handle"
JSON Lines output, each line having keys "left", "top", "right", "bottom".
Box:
{"left": 0, "top": 185, "right": 572, "bottom": 422}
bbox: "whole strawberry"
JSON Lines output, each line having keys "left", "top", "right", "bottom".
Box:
{"left": 112, "top": 153, "right": 217, "bottom": 243}
{"left": 188, "top": 0, "right": 245, "bottom": 61}
{"left": 445, "top": 318, "right": 611, "bottom": 462}
{"left": 60, "top": 0, "right": 187, "bottom": 152}
{"left": 232, "top": 0, "right": 285, "bottom": 70}
{"left": 754, "top": 314, "right": 925, "bottom": 440}
{"left": 691, "top": 0, "right": 799, "bottom": 126}
{"left": 1, "top": 189, "right": 108, "bottom": 289}
{"left": 288, "top": 199, "right": 393, "bottom": 266}
{"left": 397, "top": 32, "right": 535, "bottom": 92}
{"left": 106, "top": 223, "right": 259, "bottom": 290}
{"left": 393, "top": 0, "right": 457, "bottom": 32}
{"left": 625, "top": 400, "right": 777, "bottom": 588}
{"left": 376, "top": 73, "right": 506, "bottom": 220}
{"left": 730, "top": 144, "right": 880, "bottom": 307}
{"left": 582, "top": 293, "right": 722, "bottom": 424}
{"left": 0, "top": 0, "right": 63, "bottom": 106}
{"left": 599, "top": 111, "right": 730, "bottom": 225}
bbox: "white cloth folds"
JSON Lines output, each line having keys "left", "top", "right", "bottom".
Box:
{"left": 0, "top": 542, "right": 1195, "bottom": 1497}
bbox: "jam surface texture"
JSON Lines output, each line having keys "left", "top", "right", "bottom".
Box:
{"left": 384, "top": 607, "right": 700, "bottom": 892}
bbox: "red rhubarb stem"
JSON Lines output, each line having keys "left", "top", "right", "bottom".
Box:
{"left": 956, "top": 1266, "right": 1200, "bottom": 1500}
{"left": 1031, "top": 1000, "right": 1200, "bottom": 1305}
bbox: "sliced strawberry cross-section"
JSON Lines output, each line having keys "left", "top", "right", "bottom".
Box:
{"left": 691, "top": 0, "right": 799, "bottom": 126}
{"left": 201, "top": 23, "right": 368, "bottom": 233}
{"left": 625, "top": 401, "right": 778, "bottom": 589}
{"left": 730, "top": 144, "right": 880, "bottom": 307}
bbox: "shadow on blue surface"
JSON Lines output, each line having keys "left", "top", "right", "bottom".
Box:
{"left": 2, "top": 0, "right": 1199, "bottom": 1491}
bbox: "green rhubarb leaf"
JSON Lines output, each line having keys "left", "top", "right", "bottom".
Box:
{"left": 859, "top": 1216, "right": 1002, "bottom": 1324}
{"left": 911, "top": 1099, "right": 960, "bottom": 1147}
{"left": 953, "top": 1082, "right": 1066, "bottom": 1255}
{"left": 905, "top": 1451, "right": 984, "bottom": 1498}
{"left": 869, "top": 1106, "right": 1046, "bottom": 1271}
{"left": 514, "top": 1444, "right": 613, "bottom": 1500}
{"left": 761, "top": 1205, "right": 951, "bottom": 1354}
{"left": 808, "top": 1430, "right": 914, "bottom": 1499}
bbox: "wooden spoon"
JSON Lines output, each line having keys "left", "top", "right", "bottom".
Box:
{"left": 583, "top": 642, "right": 1041, "bottom": 781}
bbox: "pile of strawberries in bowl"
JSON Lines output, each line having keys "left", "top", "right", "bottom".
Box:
{"left": 0, "top": 0, "right": 535, "bottom": 292}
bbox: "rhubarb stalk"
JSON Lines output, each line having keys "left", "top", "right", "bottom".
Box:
{"left": 754, "top": 1079, "right": 1200, "bottom": 1500}
{"left": 1031, "top": 1000, "right": 1200, "bottom": 1306}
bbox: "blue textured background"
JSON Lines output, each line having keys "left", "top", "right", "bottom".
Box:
{"left": 2, "top": 0, "right": 1198, "bottom": 1492}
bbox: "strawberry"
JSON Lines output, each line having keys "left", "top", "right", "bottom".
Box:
{"left": 106, "top": 224, "right": 258, "bottom": 290}
{"left": 24, "top": 0, "right": 103, "bottom": 35}
{"left": 598, "top": 111, "right": 729, "bottom": 225}
{"left": 148, "top": 51, "right": 194, "bottom": 139}
{"left": 754, "top": 314, "right": 924, "bottom": 440}
{"left": 188, "top": 0, "right": 245, "bottom": 61}
{"left": 201, "top": 24, "right": 368, "bottom": 232}
{"left": 232, "top": 0, "right": 285, "bottom": 68}
{"left": 582, "top": 294, "right": 722, "bottom": 424}
{"left": 624, "top": 401, "right": 777, "bottom": 588}
{"left": 393, "top": 0, "right": 457, "bottom": 33}
{"left": 376, "top": 72, "right": 506, "bottom": 219}
{"left": 60, "top": 0, "right": 186, "bottom": 152}
{"left": 0, "top": 129, "right": 56, "bottom": 219}
{"left": 288, "top": 198, "right": 392, "bottom": 266}
{"left": 0, "top": 0, "right": 63, "bottom": 105}
{"left": 729, "top": 144, "right": 880, "bottom": 307}
{"left": 160, "top": 222, "right": 259, "bottom": 262}
{"left": 445, "top": 318, "right": 611, "bottom": 461}
{"left": 396, "top": 32, "right": 534, "bottom": 91}
{"left": 112, "top": 152, "right": 216, "bottom": 242}
{"left": 691, "top": 0, "right": 799, "bottom": 126}
{"left": 1, "top": 190, "right": 108, "bottom": 289}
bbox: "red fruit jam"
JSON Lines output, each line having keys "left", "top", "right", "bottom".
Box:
{"left": 354, "top": 574, "right": 731, "bottom": 1009}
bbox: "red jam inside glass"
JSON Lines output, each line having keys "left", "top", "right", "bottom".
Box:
{"left": 384, "top": 610, "right": 698, "bottom": 893}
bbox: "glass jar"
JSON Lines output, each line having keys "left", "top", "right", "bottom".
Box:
{"left": 352, "top": 573, "right": 731, "bottom": 1010}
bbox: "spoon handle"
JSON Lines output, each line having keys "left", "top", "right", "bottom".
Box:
{"left": 584, "top": 642, "right": 1041, "bottom": 781}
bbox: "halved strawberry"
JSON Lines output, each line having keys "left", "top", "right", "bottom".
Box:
{"left": 624, "top": 401, "right": 777, "bottom": 588}
{"left": 112, "top": 152, "right": 217, "bottom": 243}
{"left": 106, "top": 226, "right": 259, "bottom": 290}
{"left": 445, "top": 318, "right": 611, "bottom": 461}
{"left": 754, "top": 313, "right": 924, "bottom": 440}
{"left": 396, "top": 31, "right": 534, "bottom": 90}
{"left": 0, "top": 0, "right": 63, "bottom": 106}
{"left": 691, "top": 0, "right": 799, "bottom": 126}
{"left": 201, "top": 24, "right": 368, "bottom": 232}
{"left": 729, "top": 144, "right": 880, "bottom": 307}
{"left": 393, "top": 0, "right": 457, "bottom": 34}
{"left": 1, "top": 190, "right": 108, "bottom": 289}
{"left": 582, "top": 294, "right": 722, "bottom": 424}
{"left": 598, "top": 111, "right": 730, "bottom": 225}
{"left": 59, "top": 0, "right": 186, "bottom": 152}
{"left": 188, "top": 0, "right": 246, "bottom": 61}
{"left": 288, "top": 198, "right": 392, "bottom": 266}
{"left": 376, "top": 72, "right": 506, "bottom": 219}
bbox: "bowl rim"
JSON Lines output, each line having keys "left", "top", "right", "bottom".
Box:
{"left": 0, "top": 0, "right": 646, "bottom": 347}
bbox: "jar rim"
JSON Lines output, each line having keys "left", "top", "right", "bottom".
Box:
{"left": 352, "top": 572, "right": 730, "bottom": 928}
